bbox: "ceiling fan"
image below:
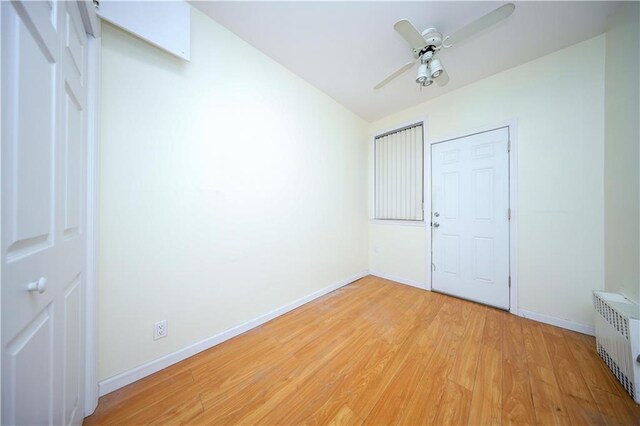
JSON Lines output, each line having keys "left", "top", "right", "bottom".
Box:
{"left": 374, "top": 3, "right": 515, "bottom": 90}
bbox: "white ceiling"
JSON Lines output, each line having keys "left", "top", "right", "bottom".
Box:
{"left": 191, "top": 1, "right": 619, "bottom": 121}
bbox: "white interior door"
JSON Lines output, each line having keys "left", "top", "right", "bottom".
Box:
{"left": 431, "top": 127, "right": 510, "bottom": 310}
{"left": 1, "top": 1, "right": 89, "bottom": 424}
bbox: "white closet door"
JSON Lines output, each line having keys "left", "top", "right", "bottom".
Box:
{"left": 2, "top": 1, "right": 89, "bottom": 424}
{"left": 431, "top": 128, "right": 510, "bottom": 310}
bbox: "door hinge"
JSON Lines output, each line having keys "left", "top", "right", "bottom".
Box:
{"left": 508, "top": 208, "right": 511, "bottom": 220}
{"left": 507, "top": 140, "right": 511, "bottom": 152}
{"left": 422, "top": 202, "right": 425, "bottom": 212}
{"left": 509, "top": 276, "right": 511, "bottom": 288}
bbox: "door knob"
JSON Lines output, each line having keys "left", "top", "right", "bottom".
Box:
{"left": 433, "top": 222, "right": 440, "bottom": 228}
{"left": 27, "top": 277, "right": 47, "bottom": 294}
{"left": 434, "top": 212, "right": 440, "bottom": 217}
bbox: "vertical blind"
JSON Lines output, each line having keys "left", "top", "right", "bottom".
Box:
{"left": 374, "top": 124, "right": 424, "bottom": 221}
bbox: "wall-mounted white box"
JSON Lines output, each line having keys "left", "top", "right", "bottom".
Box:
{"left": 97, "top": 0, "right": 191, "bottom": 61}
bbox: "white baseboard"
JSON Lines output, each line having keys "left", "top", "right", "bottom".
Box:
{"left": 369, "top": 270, "right": 427, "bottom": 290}
{"left": 98, "top": 271, "right": 369, "bottom": 396}
{"left": 519, "top": 309, "right": 595, "bottom": 336}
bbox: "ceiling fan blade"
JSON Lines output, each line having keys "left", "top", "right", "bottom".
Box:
{"left": 374, "top": 60, "right": 417, "bottom": 90}
{"left": 394, "top": 19, "right": 427, "bottom": 50}
{"left": 445, "top": 3, "right": 515, "bottom": 47}
{"left": 435, "top": 69, "right": 449, "bottom": 87}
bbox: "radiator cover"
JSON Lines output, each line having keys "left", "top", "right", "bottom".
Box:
{"left": 593, "top": 291, "right": 640, "bottom": 404}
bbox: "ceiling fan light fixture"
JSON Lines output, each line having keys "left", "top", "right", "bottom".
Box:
{"left": 430, "top": 58, "right": 444, "bottom": 78}
{"left": 416, "top": 62, "right": 430, "bottom": 85}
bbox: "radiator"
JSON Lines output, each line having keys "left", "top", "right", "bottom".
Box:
{"left": 592, "top": 291, "right": 640, "bottom": 404}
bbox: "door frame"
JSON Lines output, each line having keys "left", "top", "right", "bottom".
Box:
{"left": 425, "top": 121, "right": 518, "bottom": 315}
{"left": 84, "top": 34, "right": 101, "bottom": 417}
{"left": 78, "top": 0, "right": 101, "bottom": 417}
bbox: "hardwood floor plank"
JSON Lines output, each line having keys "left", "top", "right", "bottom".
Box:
{"left": 303, "top": 298, "right": 434, "bottom": 425}
{"left": 258, "top": 327, "right": 377, "bottom": 425}
{"left": 362, "top": 350, "right": 428, "bottom": 425}
{"left": 563, "top": 330, "right": 623, "bottom": 397}
{"left": 563, "top": 393, "right": 606, "bottom": 425}
{"left": 502, "top": 316, "right": 536, "bottom": 426}
{"left": 438, "top": 299, "right": 472, "bottom": 337}
{"left": 396, "top": 330, "right": 460, "bottom": 425}
{"left": 503, "top": 314, "right": 527, "bottom": 360}
{"left": 331, "top": 338, "right": 407, "bottom": 419}
{"left": 192, "top": 337, "right": 293, "bottom": 391}
{"left": 538, "top": 321, "right": 566, "bottom": 337}
{"left": 482, "top": 308, "right": 506, "bottom": 351}
{"left": 276, "top": 284, "right": 390, "bottom": 344}
{"left": 522, "top": 321, "right": 551, "bottom": 363}
{"left": 85, "top": 276, "right": 640, "bottom": 426}
{"left": 198, "top": 325, "right": 376, "bottom": 425}
{"left": 468, "top": 345, "right": 503, "bottom": 425}
{"left": 529, "top": 376, "right": 572, "bottom": 426}
{"left": 199, "top": 355, "right": 319, "bottom": 424}
{"left": 84, "top": 370, "right": 195, "bottom": 425}
{"left": 196, "top": 351, "right": 299, "bottom": 416}
{"left": 348, "top": 302, "right": 450, "bottom": 420}
{"left": 522, "top": 320, "right": 573, "bottom": 425}
{"left": 432, "top": 380, "right": 473, "bottom": 425}
{"left": 325, "top": 405, "right": 362, "bottom": 426}
{"left": 591, "top": 387, "right": 640, "bottom": 426}
{"left": 522, "top": 321, "right": 558, "bottom": 386}
{"left": 502, "top": 356, "right": 536, "bottom": 426}
{"left": 542, "top": 330, "right": 594, "bottom": 402}
{"left": 447, "top": 304, "right": 486, "bottom": 390}
{"left": 85, "top": 364, "right": 190, "bottom": 420}
{"left": 143, "top": 395, "right": 204, "bottom": 426}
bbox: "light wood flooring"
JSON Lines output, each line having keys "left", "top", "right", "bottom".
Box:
{"left": 84, "top": 276, "right": 640, "bottom": 425}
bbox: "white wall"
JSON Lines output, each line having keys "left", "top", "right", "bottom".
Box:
{"left": 98, "top": 8, "right": 368, "bottom": 381}
{"left": 369, "top": 223, "right": 427, "bottom": 286}
{"left": 604, "top": 2, "right": 640, "bottom": 303}
{"left": 370, "top": 35, "right": 606, "bottom": 328}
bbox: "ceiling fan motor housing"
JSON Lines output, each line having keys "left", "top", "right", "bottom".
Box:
{"left": 413, "top": 47, "right": 434, "bottom": 60}
{"left": 413, "top": 28, "right": 443, "bottom": 59}
{"left": 422, "top": 28, "right": 443, "bottom": 49}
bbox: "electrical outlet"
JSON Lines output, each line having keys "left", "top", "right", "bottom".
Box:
{"left": 154, "top": 320, "right": 168, "bottom": 340}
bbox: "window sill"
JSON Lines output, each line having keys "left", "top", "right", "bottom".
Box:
{"left": 370, "top": 219, "right": 426, "bottom": 227}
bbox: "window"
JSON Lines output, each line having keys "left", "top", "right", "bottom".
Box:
{"left": 374, "top": 123, "right": 424, "bottom": 221}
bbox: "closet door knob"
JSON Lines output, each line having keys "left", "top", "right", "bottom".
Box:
{"left": 27, "top": 277, "right": 47, "bottom": 294}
